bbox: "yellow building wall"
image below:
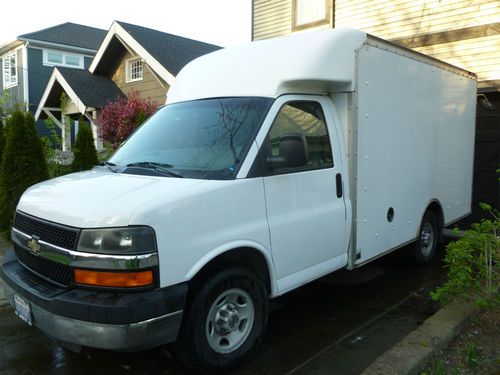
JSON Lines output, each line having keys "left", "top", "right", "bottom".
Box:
{"left": 252, "top": 0, "right": 500, "bottom": 86}
{"left": 335, "top": 0, "right": 499, "bottom": 39}
{"left": 112, "top": 51, "right": 169, "bottom": 104}
{"left": 253, "top": 0, "right": 292, "bottom": 40}
{"left": 414, "top": 34, "right": 499, "bottom": 83}
{"left": 253, "top": 0, "right": 333, "bottom": 40}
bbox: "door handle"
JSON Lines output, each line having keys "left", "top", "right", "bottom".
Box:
{"left": 336, "top": 173, "right": 343, "bottom": 198}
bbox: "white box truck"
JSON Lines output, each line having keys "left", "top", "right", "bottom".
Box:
{"left": 0, "top": 28, "right": 476, "bottom": 371}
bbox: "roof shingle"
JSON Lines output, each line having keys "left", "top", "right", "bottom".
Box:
{"left": 116, "top": 21, "right": 222, "bottom": 75}
{"left": 19, "top": 22, "right": 106, "bottom": 50}
{"left": 57, "top": 67, "right": 125, "bottom": 108}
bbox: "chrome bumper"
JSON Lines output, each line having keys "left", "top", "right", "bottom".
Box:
{"left": 3, "top": 281, "right": 183, "bottom": 351}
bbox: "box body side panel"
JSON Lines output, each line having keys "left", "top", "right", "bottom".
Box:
{"left": 354, "top": 42, "right": 476, "bottom": 264}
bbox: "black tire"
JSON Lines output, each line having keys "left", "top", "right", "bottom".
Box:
{"left": 174, "top": 267, "right": 268, "bottom": 372}
{"left": 411, "top": 211, "right": 439, "bottom": 265}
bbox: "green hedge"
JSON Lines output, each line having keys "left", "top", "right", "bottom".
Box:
{"left": 0, "top": 109, "right": 49, "bottom": 239}
{"left": 72, "top": 118, "right": 98, "bottom": 172}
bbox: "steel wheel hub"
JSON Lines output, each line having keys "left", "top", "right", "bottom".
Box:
{"left": 420, "top": 222, "right": 435, "bottom": 256}
{"left": 215, "top": 303, "right": 240, "bottom": 334}
{"left": 206, "top": 288, "right": 255, "bottom": 354}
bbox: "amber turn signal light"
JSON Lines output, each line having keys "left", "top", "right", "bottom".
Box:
{"left": 74, "top": 269, "right": 153, "bottom": 287}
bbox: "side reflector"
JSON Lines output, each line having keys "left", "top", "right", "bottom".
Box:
{"left": 74, "top": 269, "right": 153, "bottom": 287}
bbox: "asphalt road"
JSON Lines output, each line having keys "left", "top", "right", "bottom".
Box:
{"left": 0, "top": 242, "right": 445, "bottom": 374}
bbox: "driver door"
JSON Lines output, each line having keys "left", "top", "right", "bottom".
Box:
{"left": 253, "top": 95, "right": 348, "bottom": 293}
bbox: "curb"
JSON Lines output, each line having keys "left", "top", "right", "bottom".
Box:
{"left": 361, "top": 300, "right": 477, "bottom": 375}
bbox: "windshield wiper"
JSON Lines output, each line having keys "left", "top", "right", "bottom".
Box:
{"left": 126, "top": 161, "right": 183, "bottom": 178}
{"left": 99, "top": 161, "right": 118, "bottom": 173}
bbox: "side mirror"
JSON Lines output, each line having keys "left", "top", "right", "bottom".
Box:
{"left": 267, "top": 132, "right": 308, "bottom": 170}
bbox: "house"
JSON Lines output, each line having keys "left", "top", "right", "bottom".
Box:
{"left": 35, "top": 21, "right": 221, "bottom": 150}
{"left": 252, "top": 1, "right": 499, "bottom": 89}
{"left": 252, "top": 0, "right": 500, "bottom": 222}
{"left": 0, "top": 22, "right": 106, "bottom": 136}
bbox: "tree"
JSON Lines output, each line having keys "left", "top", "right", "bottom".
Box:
{"left": 0, "top": 89, "right": 13, "bottom": 163}
{"left": 72, "top": 118, "right": 98, "bottom": 172}
{"left": 0, "top": 109, "right": 49, "bottom": 238}
{"left": 97, "top": 91, "right": 159, "bottom": 149}
{"left": 0, "top": 121, "right": 5, "bottom": 165}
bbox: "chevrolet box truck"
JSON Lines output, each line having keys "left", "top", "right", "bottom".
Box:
{"left": 0, "top": 28, "right": 476, "bottom": 371}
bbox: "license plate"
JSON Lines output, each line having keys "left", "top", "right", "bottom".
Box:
{"left": 13, "top": 294, "right": 32, "bottom": 326}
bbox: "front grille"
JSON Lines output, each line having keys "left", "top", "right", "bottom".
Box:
{"left": 14, "top": 212, "right": 79, "bottom": 250}
{"left": 14, "top": 244, "right": 73, "bottom": 287}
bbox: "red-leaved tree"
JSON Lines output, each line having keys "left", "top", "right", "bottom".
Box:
{"left": 98, "top": 91, "right": 159, "bottom": 148}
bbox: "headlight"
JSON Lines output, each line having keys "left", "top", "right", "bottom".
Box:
{"left": 77, "top": 227, "right": 156, "bottom": 255}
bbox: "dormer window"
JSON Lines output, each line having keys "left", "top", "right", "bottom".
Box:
{"left": 43, "top": 50, "right": 84, "bottom": 69}
{"left": 126, "top": 58, "right": 144, "bottom": 83}
{"left": 293, "top": 0, "right": 331, "bottom": 31}
{"left": 2, "top": 52, "right": 18, "bottom": 88}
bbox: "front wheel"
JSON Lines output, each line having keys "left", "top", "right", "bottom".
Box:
{"left": 174, "top": 267, "right": 268, "bottom": 372}
{"left": 411, "top": 211, "right": 439, "bottom": 265}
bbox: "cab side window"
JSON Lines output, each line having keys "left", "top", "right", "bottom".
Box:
{"left": 267, "top": 101, "right": 333, "bottom": 174}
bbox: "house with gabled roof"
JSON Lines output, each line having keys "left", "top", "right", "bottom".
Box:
{"left": 36, "top": 21, "right": 221, "bottom": 150}
{"left": 0, "top": 22, "right": 106, "bottom": 136}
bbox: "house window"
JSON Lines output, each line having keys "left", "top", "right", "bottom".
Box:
{"left": 64, "top": 55, "right": 81, "bottom": 67}
{"left": 47, "top": 51, "right": 63, "bottom": 65}
{"left": 2, "top": 52, "right": 18, "bottom": 88}
{"left": 126, "top": 58, "right": 144, "bottom": 83}
{"left": 293, "top": 0, "right": 331, "bottom": 31}
{"left": 43, "top": 50, "right": 84, "bottom": 69}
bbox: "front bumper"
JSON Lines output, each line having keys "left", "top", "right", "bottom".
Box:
{"left": 0, "top": 249, "right": 188, "bottom": 351}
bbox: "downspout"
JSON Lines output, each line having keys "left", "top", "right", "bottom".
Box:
{"left": 22, "top": 41, "right": 29, "bottom": 112}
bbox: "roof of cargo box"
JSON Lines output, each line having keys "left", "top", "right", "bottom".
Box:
{"left": 166, "top": 28, "right": 368, "bottom": 103}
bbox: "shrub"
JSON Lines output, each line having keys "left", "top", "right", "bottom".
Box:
{"left": 97, "top": 91, "right": 159, "bottom": 149}
{"left": 431, "top": 203, "right": 500, "bottom": 307}
{"left": 72, "top": 118, "right": 98, "bottom": 172}
{"left": 0, "top": 109, "right": 49, "bottom": 238}
{"left": 0, "top": 121, "right": 5, "bottom": 164}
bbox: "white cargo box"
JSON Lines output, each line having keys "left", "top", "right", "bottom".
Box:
{"left": 168, "top": 28, "right": 477, "bottom": 267}
{"left": 345, "top": 36, "right": 476, "bottom": 266}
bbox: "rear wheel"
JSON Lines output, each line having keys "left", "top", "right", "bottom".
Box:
{"left": 411, "top": 211, "right": 439, "bottom": 265}
{"left": 174, "top": 267, "right": 268, "bottom": 372}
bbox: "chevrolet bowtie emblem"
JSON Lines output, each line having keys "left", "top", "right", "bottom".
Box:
{"left": 27, "top": 236, "right": 41, "bottom": 255}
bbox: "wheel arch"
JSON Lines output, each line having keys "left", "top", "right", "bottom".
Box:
{"left": 419, "top": 199, "right": 445, "bottom": 242}
{"left": 186, "top": 243, "right": 277, "bottom": 297}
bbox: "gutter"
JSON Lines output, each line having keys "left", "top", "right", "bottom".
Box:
{"left": 18, "top": 38, "right": 98, "bottom": 54}
{"left": 0, "top": 39, "right": 23, "bottom": 56}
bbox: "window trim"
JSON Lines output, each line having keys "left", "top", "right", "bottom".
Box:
{"left": 292, "top": 0, "right": 332, "bottom": 32}
{"left": 2, "top": 52, "right": 18, "bottom": 89}
{"left": 42, "top": 49, "right": 84, "bottom": 69}
{"left": 126, "top": 57, "right": 144, "bottom": 83}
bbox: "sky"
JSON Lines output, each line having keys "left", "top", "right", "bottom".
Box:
{"left": 0, "top": 0, "right": 252, "bottom": 47}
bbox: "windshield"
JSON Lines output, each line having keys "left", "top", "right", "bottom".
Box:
{"left": 109, "top": 97, "right": 273, "bottom": 179}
